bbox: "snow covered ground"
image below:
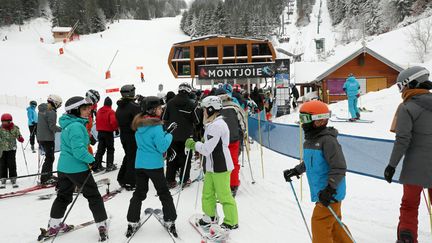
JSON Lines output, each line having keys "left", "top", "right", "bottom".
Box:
{"left": 1, "top": 7, "right": 432, "bottom": 243}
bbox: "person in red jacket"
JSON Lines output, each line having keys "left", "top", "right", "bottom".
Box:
{"left": 94, "top": 97, "right": 119, "bottom": 172}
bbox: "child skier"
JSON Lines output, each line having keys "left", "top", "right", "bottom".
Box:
{"left": 41, "top": 96, "right": 109, "bottom": 241}
{"left": 126, "top": 96, "right": 178, "bottom": 237}
{"left": 283, "top": 100, "right": 352, "bottom": 243}
{"left": 185, "top": 95, "right": 239, "bottom": 230}
{"left": 27, "top": 100, "right": 38, "bottom": 152}
{"left": 0, "top": 113, "right": 24, "bottom": 188}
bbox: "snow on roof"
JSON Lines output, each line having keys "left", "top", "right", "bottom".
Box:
{"left": 293, "top": 61, "right": 330, "bottom": 84}
{"left": 52, "top": 27, "right": 72, "bottom": 33}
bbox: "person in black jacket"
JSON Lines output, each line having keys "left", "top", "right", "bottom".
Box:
{"left": 162, "top": 82, "right": 200, "bottom": 188}
{"left": 115, "top": 84, "right": 141, "bottom": 190}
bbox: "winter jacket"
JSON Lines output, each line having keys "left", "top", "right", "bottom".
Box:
{"left": 343, "top": 77, "right": 360, "bottom": 97}
{"left": 134, "top": 117, "right": 172, "bottom": 169}
{"left": 195, "top": 116, "right": 234, "bottom": 173}
{"left": 232, "top": 91, "right": 247, "bottom": 109}
{"left": 388, "top": 93, "right": 432, "bottom": 187}
{"left": 115, "top": 98, "right": 140, "bottom": 134}
{"left": 219, "top": 94, "right": 247, "bottom": 142}
{"left": 162, "top": 93, "right": 199, "bottom": 142}
{"left": 37, "top": 103, "right": 61, "bottom": 142}
{"left": 295, "top": 127, "right": 347, "bottom": 203}
{"left": 0, "top": 123, "right": 22, "bottom": 152}
{"left": 96, "top": 106, "right": 118, "bottom": 132}
{"left": 27, "top": 105, "right": 38, "bottom": 126}
{"left": 57, "top": 114, "right": 95, "bottom": 173}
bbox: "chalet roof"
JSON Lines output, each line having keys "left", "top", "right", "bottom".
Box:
{"left": 314, "top": 46, "right": 404, "bottom": 82}
{"left": 173, "top": 35, "right": 269, "bottom": 45}
{"left": 294, "top": 62, "right": 331, "bottom": 84}
{"left": 52, "top": 27, "right": 72, "bottom": 33}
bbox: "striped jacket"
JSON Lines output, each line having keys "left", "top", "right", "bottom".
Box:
{"left": 195, "top": 116, "right": 234, "bottom": 173}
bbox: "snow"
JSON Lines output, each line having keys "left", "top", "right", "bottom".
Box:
{"left": 1, "top": 5, "right": 432, "bottom": 243}
{"left": 51, "top": 27, "right": 73, "bottom": 33}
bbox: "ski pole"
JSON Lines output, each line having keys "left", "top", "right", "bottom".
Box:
{"left": 258, "top": 111, "right": 264, "bottom": 178}
{"left": 24, "top": 125, "right": 37, "bottom": 150}
{"left": 243, "top": 133, "right": 255, "bottom": 184}
{"left": 10, "top": 171, "right": 58, "bottom": 180}
{"left": 194, "top": 167, "right": 203, "bottom": 210}
{"left": 51, "top": 170, "right": 93, "bottom": 243}
{"left": 176, "top": 149, "right": 191, "bottom": 210}
{"left": 327, "top": 205, "right": 356, "bottom": 243}
{"left": 20, "top": 143, "right": 30, "bottom": 175}
{"left": 288, "top": 180, "right": 312, "bottom": 241}
{"left": 422, "top": 190, "right": 432, "bottom": 235}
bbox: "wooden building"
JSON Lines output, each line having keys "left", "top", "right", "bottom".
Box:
{"left": 52, "top": 27, "right": 73, "bottom": 42}
{"left": 312, "top": 46, "right": 403, "bottom": 103}
{"left": 168, "top": 35, "right": 276, "bottom": 79}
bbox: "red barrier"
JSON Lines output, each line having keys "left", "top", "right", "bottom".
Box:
{"left": 38, "top": 81, "right": 49, "bottom": 85}
{"left": 106, "top": 88, "right": 119, "bottom": 93}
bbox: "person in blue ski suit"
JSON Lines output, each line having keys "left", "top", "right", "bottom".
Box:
{"left": 27, "top": 101, "right": 38, "bottom": 151}
{"left": 343, "top": 74, "right": 361, "bottom": 120}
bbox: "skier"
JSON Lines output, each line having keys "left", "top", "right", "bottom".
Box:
{"left": 42, "top": 96, "right": 108, "bottom": 241}
{"left": 27, "top": 100, "right": 38, "bottom": 152}
{"left": 343, "top": 74, "right": 361, "bottom": 121}
{"left": 0, "top": 113, "right": 24, "bottom": 189}
{"left": 116, "top": 84, "right": 140, "bottom": 190}
{"left": 283, "top": 100, "right": 352, "bottom": 243}
{"left": 383, "top": 66, "right": 432, "bottom": 243}
{"left": 37, "top": 94, "right": 63, "bottom": 184}
{"left": 185, "top": 96, "right": 239, "bottom": 230}
{"left": 162, "top": 82, "right": 199, "bottom": 189}
{"left": 95, "top": 97, "right": 119, "bottom": 172}
{"left": 85, "top": 89, "right": 100, "bottom": 156}
{"left": 126, "top": 96, "right": 178, "bottom": 237}
{"left": 217, "top": 90, "right": 247, "bottom": 197}
{"left": 140, "top": 72, "right": 145, "bottom": 83}
{"left": 290, "top": 83, "right": 300, "bottom": 110}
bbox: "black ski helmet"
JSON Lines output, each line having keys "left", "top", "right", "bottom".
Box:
{"left": 141, "top": 96, "right": 162, "bottom": 115}
{"left": 30, "top": 100, "right": 37, "bottom": 107}
{"left": 120, "top": 84, "right": 136, "bottom": 98}
{"left": 396, "top": 66, "right": 430, "bottom": 92}
{"left": 65, "top": 96, "right": 93, "bottom": 117}
{"left": 85, "top": 89, "right": 100, "bottom": 104}
{"left": 178, "top": 82, "right": 192, "bottom": 94}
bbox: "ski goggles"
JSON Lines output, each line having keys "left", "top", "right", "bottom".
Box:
{"left": 65, "top": 97, "right": 94, "bottom": 113}
{"left": 299, "top": 112, "right": 331, "bottom": 124}
{"left": 396, "top": 82, "right": 405, "bottom": 93}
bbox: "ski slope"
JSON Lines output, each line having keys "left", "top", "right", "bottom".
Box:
{"left": 1, "top": 9, "right": 432, "bottom": 243}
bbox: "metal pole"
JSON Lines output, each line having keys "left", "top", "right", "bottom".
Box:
{"left": 176, "top": 149, "right": 191, "bottom": 210}
{"left": 288, "top": 181, "right": 312, "bottom": 241}
{"left": 107, "top": 50, "right": 119, "bottom": 71}
{"left": 20, "top": 144, "right": 30, "bottom": 175}
{"left": 327, "top": 206, "right": 356, "bottom": 243}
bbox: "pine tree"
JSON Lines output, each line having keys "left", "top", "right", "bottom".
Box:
{"left": 391, "top": 0, "right": 414, "bottom": 22}
{"left": 212, "top": 1, "right": 227, "bottom": 35}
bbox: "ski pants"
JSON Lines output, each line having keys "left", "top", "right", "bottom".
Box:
{"left": 311, "top": 202, "right": 352, "bottom": 243}
{"left": 398, "top": 184, "right": 432, "bottom": 243}
{"left": 0, "top": 150, "right": 17, "bottom": 179}
{"left": 118, "top": 133, "right": 136, "bottom": 186}
{"left": 202, "top": 171, "right": 238, "bottom": 226}
{"left": 229, "top": 141, "right": 240, "bottom": 187}
{"left": 347, "top": 96, "right": 360, "bottom": 119}
{"left": 50, "top": 171, "right": 107, "bottom": 223}
{"left": 28, "top": 124, "right": 37, "bottom": 146}
{"left": 40, "top": 141, "right": 55, "bottom": 183}
{"left": 95, "top": 131, "right": 115, "bottom": 169}
{"left": 127, "top": 168, "right": 177, "bottom": 222}
{"left": 166, "top": 141, "right": 192, "bottom": 184}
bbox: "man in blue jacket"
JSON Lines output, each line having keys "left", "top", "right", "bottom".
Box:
{"left": 343, "top": 74, "right": 361, "bottom": 121}
{"left": 27, "top": 100, "right": 38, "bottom": 152}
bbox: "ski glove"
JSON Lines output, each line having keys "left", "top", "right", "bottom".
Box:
{"left": 283, "top": 168, "right": 300, "bottom": 182}
{"left": 318, "top": 185, "right": 337, "bottom": 207}
{"left": 166, "top": 122, "right": 178, "bottom": 133}
{"left": 17, "top": 136, "right": 24, "bottom": 143}
{"left": 384, "top": 165, "right": 396, "bottom": 183}
{"left": 167, "top": 147, "right": 177, "bottom": 162}
{"left": 185, "top": 138, "right": 196, "bottom": 151}
{"left": 115, "top": 130, "right": 120, "bottom": 136}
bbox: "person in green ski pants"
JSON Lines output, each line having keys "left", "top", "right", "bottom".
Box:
{"left": 185, "top": 95, "right": 238, "bottom": 230}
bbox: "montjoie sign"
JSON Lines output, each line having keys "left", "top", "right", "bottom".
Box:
{"left": 198, "top": 62, "right": 275, "bottom": 79}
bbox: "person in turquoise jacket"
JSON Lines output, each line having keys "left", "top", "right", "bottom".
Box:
{"left": 126, "top": 96, "right": 178, "bottom": 238}
{"left": 42, "top": 96, "right": 109, "bottom": 242}
{"left": 343, "top": 74, "right": 361, "bottom": 121}
{"left": 26, "top": 100, "right": 38, "bottom": 152}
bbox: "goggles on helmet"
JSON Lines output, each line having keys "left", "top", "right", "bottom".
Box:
{"left": 65, "top": 97, "right": 93, "bottom": 112}
{"left": 299, "top": 112, "right": 331, "bottom": 124}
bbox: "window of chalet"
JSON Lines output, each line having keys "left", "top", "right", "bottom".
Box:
{"left": 174, "top": 47, "right": 190, "bottom": 59}
{"left": 194, "top": 46, "right": 204, "bottom": 58}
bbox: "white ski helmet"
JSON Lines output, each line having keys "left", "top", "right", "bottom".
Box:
{"left": 178, "top": 82, "right": 192, "bottom": 93}
{"left": 200, "top": 95, "right": 223, "bottom": 117}
{"left": 47, "top": 94, "right": 63, "bottom": 109}
{"left": 396, "top": 66, "right": 430, "bottom": 92}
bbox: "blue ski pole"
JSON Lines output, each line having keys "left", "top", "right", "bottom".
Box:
{"left": 288, "top": 180, "right": 312, "bottom": 241}
{"left": 327, "top": 205, "right": 356, "bottom": 243}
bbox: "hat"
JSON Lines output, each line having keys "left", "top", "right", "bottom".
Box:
{"left": 104, "top": 97, "right": 112, "bottom": 106}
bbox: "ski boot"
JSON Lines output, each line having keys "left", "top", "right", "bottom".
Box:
{"left": 220, "top": 222, "right": 239, "bottom": 230}
{"left": 0, "top": 178, "right": 6, "bottom": 189}
{"left": 198, "top": 215, "right": 218, "bottom": 230}
{"left": 230, "top": 186, "right": 238, "bottom": 197}
{"left": 11, "top": 178, "right": 18, "bottom": 188}
{"left": 125, "top": 222, "right": 140, "bottom": 238}
{"left": 396, "top": 230, "right": 414, "bottom": 243}
{"left": 105, "top": 164, "right": 117, "bottom": 172}
{"left": 31, "top": 145, "right": 36, "bottom": 153}
{"left": 97, "top": 222, "right": 108, "bottom": 242}
{"left": 167, "top": 181, "right": 177, "bottom": 189}
{"left": 164, "top": 220, "right": 178, "bottom": 238}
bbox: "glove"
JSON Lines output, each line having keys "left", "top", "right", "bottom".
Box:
{"left": 89, "top": 162, "right": 97, "bottom": 172}
{"left": 167, "top": 148, "right": 177, "bottom": 162}
{"left": 356, "top": 93, "right": 360, "bottom": 98}
{"left": 115, "top": 130, "right": 120, "bottom": 136}
{"left": 89, "top": 136, "right": 97, "bottom": 145}
{"left": 185, "top": 138, "right": 196, "bottom": 151}
{"left": 384, "top": 165, "right": 395, "bottom": 183}
{"left": 166, "top": 122, "right": 178, "bottom": 134}
{"left": 17, "top": 136, "right": 24, "bottom": 143}
{"left": 283, "top": 168, "right": 300, "bottom": 182}
{"left": 318, "top": 185, "right": 337, "bottom": 207}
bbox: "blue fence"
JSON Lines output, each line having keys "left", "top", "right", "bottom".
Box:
{"left": 247, "top": 115, "right": 401, "bottom": 182}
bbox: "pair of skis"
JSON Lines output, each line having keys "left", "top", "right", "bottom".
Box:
{"left": 0, "top": 183, "right": 55, "bottom": 199}
{"left": 189, "top": 214, "right": 230, "bottom": 243}
{"left": 330, "top": 117, "right": 374, "bottom": 123}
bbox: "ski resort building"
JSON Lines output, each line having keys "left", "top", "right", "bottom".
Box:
{"left": 52, "top": 27, "right": 73, "bottom": 42}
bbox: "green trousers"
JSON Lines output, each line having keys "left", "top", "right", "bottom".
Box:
{"left": 202, "top": 171, "right": 238, "bottom": 226}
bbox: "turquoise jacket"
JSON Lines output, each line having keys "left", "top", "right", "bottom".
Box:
{"left": 135, "top": 117, "right": 172, "bottom": 169}
{"left": 27, "top": 105, "right": 38, "bottom": 126}
{"left": 343, "top": 76, "right": 360, "bottom": 97}
{"left": 57, "top": 114, "right": 94, "bottom": 173}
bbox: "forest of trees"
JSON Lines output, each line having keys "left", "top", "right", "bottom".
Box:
{"left": 0, "top": 0, "right": 186, "bottom": 34}
{"left": 180, "top": 0, "right": 285, "bottom": 38}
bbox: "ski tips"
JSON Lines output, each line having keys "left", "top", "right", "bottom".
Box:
{"left": 153, "top": 208, "right": 162, "bottom": 214}
{"left": 144, "top": 208, "right": 154, "bottom": 214}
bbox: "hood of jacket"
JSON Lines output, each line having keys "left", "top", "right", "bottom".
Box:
{"left": 27, "top": 106, "right": 36, "bottom": 112}
{"left": 346, "top": 76, "right": 357, "bottom": 83}
{"left": 116, "top": 98, "right": 136, "bottom": 108}
{"left": 59, "top": 114, "right": 88, "bottom": 129}
{"left": 136, "top": 117, "right": 163, "bottom": 134}
{"left": 411, "top": 93, "right": 432, "bottom": 112}
{"left": 38, "top": 103, "right": 48, "bottom": 113}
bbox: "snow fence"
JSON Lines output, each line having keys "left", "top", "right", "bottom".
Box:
{"left": 247, "top": 115, "right": 402, "bottom": 182}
